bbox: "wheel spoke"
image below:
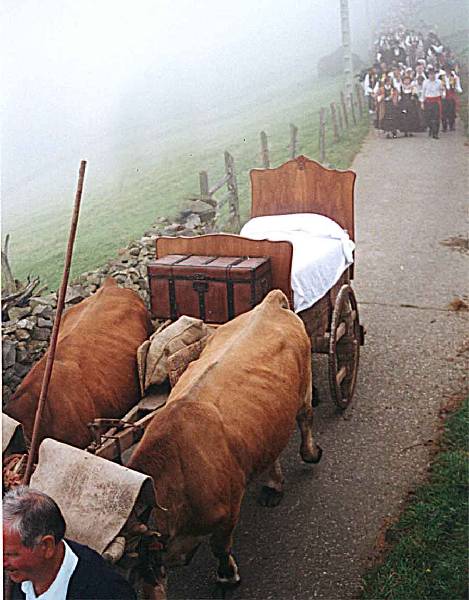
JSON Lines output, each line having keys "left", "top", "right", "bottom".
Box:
{"left": 336, "top": 365, "right": 347, "bottom": 385}
{"left": 335, "top": 321, "right": 347, "bottom": 342}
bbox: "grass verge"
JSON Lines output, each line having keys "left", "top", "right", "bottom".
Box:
{"left": 361, "top": 397, "right": 469, "bottom": 600}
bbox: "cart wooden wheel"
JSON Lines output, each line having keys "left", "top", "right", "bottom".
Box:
{"left": 328, "top": 284, "right": 361, "bottom": 410}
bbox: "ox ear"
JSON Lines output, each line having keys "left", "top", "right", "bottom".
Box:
{"left": 264, "top": 289, "right": 290, "bottom": 310}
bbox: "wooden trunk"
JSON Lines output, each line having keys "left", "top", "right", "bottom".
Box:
{"left": 148, "top": 255, "right": 272, "bottom": 323}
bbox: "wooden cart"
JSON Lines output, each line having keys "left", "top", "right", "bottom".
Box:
{"left": 154, "top": 155, "right": 365, "bottom": 409}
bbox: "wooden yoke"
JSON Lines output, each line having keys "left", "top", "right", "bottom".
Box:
{"left": 250, "top": 155, "right": 356, "bottom": 241}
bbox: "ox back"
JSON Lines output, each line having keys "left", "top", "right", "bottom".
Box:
{"left": 5, "top": 278, "right": 152, "bottom": 449}
{"left": 148, "top": 254, "right": 272, "bottom": 323}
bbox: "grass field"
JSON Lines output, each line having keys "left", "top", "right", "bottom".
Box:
{"left": 4, "top": 73, "right": 369, "bottom": 290}
{"left": 361, "top": 398, "right": 469, "bottom": 600}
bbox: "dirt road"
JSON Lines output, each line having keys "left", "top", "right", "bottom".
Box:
{"left": 169, "top": 125, "right": 468, "bottom": 599}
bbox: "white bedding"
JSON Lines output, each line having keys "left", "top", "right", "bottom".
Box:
{"left": 240, "top": 213, "right": 355, "bottom": 313}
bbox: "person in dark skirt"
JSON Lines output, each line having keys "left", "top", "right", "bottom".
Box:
{"left": 399, "top": 75, "right": 421, "bottom": 136}
{"left": 442, "top": 66, "right": 463, "bottom": 131}
{"left": 376, "top": 75, "right": 400, "bottom": 138}
{"left": 363, "top": 65, "right": 379, "bottom": 113}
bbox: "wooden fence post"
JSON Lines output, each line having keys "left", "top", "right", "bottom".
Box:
{"left": 340, "top": 91, "right": 349, "bottom": 129}
{"left": 355, "top": 84, "right": 364, "bottom": 117}
{"left": 289, "top": 123, "right": 298, "bottom": 159}
{"left": 330, "top": 102, "right": 340, "bottom": 143}
{"left": 349, "top": 93, "right": 357, "bottom": 125}
{"left": 337, "top": 101, "right": 344, "bottom": 132}
{"left": 260, "top": 131, "right": 270, "bottom": 168}
{"left": 199, "top": 170, "right": 209, "bottom": 200}
{"left": 224, "top": 151, "right": 241, "bottom": 232}
{"left": 319, "top": 108, "right": 326, "bottom": 163}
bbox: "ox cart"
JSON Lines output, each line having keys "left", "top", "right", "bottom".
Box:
{"left": 2, "top": 155, "right": 364, "bottom": 599}
{"left": 150, "top": 155, "right": 365, "bottom": 409}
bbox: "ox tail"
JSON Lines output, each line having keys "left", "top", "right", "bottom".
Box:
{"left": 262, "top": 289, "right": 290, "bottom": 310}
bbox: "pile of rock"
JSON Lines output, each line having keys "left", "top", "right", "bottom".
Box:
{"left": 2, "top": 295, "right": 57, "bottom": 404}
{"left": 1, "top": 208, "right": 217, "bottom": 403}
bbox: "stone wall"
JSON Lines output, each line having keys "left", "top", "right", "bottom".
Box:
{"left": 2, "top": 208, "right": 215, "bottom": 404}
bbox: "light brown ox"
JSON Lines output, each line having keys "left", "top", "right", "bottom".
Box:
{"left": 128, "top": 289, "right": 322, "bottom": 597}
{"left": 5, "top": 278, "right": 152, "bottom": 449}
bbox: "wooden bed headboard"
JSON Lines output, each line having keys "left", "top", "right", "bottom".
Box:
{"left": 156, "top": 234, "right": 294, "bottom": 303}
{"left": 250, "top": 155, "right": 356, "bottom": 240}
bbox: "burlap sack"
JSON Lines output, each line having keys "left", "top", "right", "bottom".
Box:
{"left": 167, "top": 337, "right": 209, "bottom": 388}
{"left": 137, "top": 316, "right": 208, "bottom": 392}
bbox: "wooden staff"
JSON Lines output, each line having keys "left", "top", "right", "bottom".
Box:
{"left": 23, "top": 160, "right": 87, "bottom": 484}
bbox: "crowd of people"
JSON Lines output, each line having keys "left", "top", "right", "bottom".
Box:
{"left": 361, "top": 25, "right": 463, "bottom": 139}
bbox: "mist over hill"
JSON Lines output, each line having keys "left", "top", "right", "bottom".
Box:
{"left": 2, "top": 1, "right": 347, "bottom": 228}
{"left": 1, "top": 0, "right": 465, "bottom": 264}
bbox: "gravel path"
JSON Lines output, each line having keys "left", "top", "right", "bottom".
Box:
{"left": 168, "top": 125, "right": 468, "bottom": 600}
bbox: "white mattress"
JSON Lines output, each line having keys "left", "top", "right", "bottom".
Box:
{"left": 240, "top": 213, "right": 355, "bottom": 313}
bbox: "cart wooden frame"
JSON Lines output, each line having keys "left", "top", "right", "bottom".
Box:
{"left": 154, "top": 155, "right": 365, "bottom": 409}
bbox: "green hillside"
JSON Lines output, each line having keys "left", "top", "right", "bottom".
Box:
{"left": 5, "top": 74, "right": 368, "bottom": 290}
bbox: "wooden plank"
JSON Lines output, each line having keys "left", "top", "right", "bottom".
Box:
{"left": 208, "top": 173, "right": 229, "bottom": 196}
{"left": 194, "top": 171, "right": 217, "bottom": 207}
{"left": 250, "top": 155, "right": 356, "bottom": 241}
{"left": 224, "top": 151, "right": 241, "bottom": 231}
{"left": 93, "top": 412, "right": 157, "bottom": 462}
{"left": 330, "top": 102, "right": 340, "bottom": 143}
{"left": 311, "top": 336, "right": 329, "bottom": 354}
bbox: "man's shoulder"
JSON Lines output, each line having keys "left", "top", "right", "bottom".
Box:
{"left": 67, "top": 539, "right": 137, "bottom": 600}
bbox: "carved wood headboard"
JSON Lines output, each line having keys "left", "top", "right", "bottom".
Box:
{"left": 250, "top": 155, "right": 356, "bottom": 240}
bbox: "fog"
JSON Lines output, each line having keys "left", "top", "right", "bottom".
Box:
{"left": 2, "top": 0, "right": 372, "bottom": 225}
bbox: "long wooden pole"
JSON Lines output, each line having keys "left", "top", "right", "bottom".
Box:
{"left": 23, "top": 160, "right": 87, "bottom": 484}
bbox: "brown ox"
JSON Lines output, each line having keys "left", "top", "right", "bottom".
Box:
{"left": 128, "top": 289, "right": 322, "bottom": 597}
{"left": 5, "top": 278, "right": 152, "bottom": 449}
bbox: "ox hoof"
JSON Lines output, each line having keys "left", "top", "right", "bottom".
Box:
{"left": 216, "top": 554, "right": 241, "bottom": 588}
{"left": 301, "top": 444, "right": 323, "bottom": 464}
{"left": 258, "top": 485, "right": 284, "bottom": 507}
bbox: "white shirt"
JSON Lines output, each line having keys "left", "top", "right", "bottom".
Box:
{"left": 21, "top": 541, "right": 78, "bottom": 600}
{"left": 422, "top": 78, "right": 443, "bottom": 99}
